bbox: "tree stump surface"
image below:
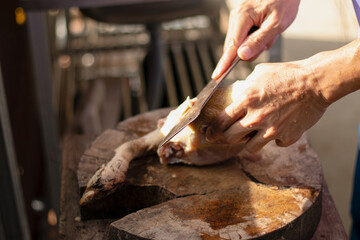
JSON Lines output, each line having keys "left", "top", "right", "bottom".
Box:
{"left": 60, "top": 108, "right": 347, "bottom": 240}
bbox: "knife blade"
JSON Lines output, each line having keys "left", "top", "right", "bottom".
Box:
{"left": 159, "top": 56, "right": 241, "bottom": 148}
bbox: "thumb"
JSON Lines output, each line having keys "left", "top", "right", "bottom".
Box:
{"left": 238, "top": 18, "right": 280, "bottom": 60}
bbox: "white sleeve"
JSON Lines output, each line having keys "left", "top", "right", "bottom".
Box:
{"left": 353, "top": 0, "right": 360, "bottom": 37}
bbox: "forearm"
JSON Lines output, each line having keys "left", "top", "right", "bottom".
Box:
{"left": 306, "top": 39, "right": 360, "bottom": 104}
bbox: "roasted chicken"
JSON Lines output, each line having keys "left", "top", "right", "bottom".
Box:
{"left": 80, "top": 79, "right": 248, "bottom": 206}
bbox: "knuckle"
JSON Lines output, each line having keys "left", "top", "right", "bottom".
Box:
{"left": 269, "top": 13, "right": 282, "bottom": 30}
{"left": 224, "top": 105, "right": 237, "bottom": 118}
{"left": 233, "top": 2, "right": 249, "bottom": 15}
{"left": 243, "top": 88, "right": 258, "bottom": 102}
{"left": 251, "top": 115, "right": 263, "bottom": 126}
{"left": 247, "top": 34, "right": 266, "bottom": 50}
{"left": 277, "top": 21, "right": 287, "bottom": 32}
{"left": 263, "top": 127, "right": 277, "bottom": 139}
{"left": 241, "top": 116, "right": 260, "bottom": 129}
{"left": 241, "top": 121, "right": 253, "bottom": 129}
{"left": 224, "top": 38, "right": 240, "bottom": 50}
{"left": 276, "top": 134, "right": 300, "bottom": 147}
{"left": 271, "top": 22, "right": 286, "bottom": 34}
{"left": 244, "top": 141, "right": 262, "bottom": 153}
{"left": 263, "top": 11, "right": 284, "bottom": 32}
{"left": 231, "top": 3, "right": 258, "bottom": 25}
{"left": 280, "top": 140, "right": 294, "bottom": 147}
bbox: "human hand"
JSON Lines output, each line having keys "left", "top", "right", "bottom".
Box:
{"left": 206, "top": 60, "right": 329, "bottom": 152}
{"left": 212, "top": 0, "right": 300, "bottom": 79}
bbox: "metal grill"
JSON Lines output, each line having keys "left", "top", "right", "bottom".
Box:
{"left": 51, "top": 9, "right": 262, "bottom": 136}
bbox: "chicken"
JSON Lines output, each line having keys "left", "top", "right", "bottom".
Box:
{"left": 79, "top": 79, "right": 248, "bottom": 206}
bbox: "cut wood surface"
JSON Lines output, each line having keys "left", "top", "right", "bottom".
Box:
{"left": 59, "top": 134, "right": 112, "bottom": 240}
{"left": 72, "top": 108, "right": 334, "bottom": 239}
{"left": 59, "top": 133, "right": 347, "bottom": 240}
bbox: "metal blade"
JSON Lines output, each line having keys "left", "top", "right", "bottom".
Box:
{"left": 159, "top": 56, "right": 241, "bottom": 147}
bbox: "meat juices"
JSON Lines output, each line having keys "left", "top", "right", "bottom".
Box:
{"left": 80, "top": 80, "right": 248, "bottom": 206}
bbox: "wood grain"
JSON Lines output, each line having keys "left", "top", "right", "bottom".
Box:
{"left": 76, "top": 108, "right": 325, "bottom": 239}
{"left": 59, "top": 137, "right": 346, "bottom": 239}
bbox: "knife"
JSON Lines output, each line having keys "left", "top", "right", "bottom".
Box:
{"left": 159, "top": 55, "right": 241, "bottom": 148}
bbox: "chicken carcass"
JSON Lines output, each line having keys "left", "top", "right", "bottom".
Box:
{"left": 79, "top": 79, "right": 248, "bottom": 206}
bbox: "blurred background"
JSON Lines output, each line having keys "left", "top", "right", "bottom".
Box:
{"left": 0, "top": 0, "right": 359, "bottom": 239}
{"left": 283, "top": 0, "right": 360, "bottom": 235}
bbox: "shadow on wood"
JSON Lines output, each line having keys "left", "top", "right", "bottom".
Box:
{"left": 76, "top": 108, "right": 324, "bottom": 239}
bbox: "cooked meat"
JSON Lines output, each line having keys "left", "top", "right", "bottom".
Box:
{"left": 79, "top": 80, "right": 247, "bottom": 206}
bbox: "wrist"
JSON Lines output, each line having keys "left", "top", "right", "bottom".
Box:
{"left": 303, "top": 39, "right": 360, "bottom": 105}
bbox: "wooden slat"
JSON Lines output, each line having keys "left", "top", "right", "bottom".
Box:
{"left": 162, "top": 46, "right": 178, "bottom": 107}
{"left": 58, "top": 64, "right": 76, "bottom": 135}
{"left": 120, "top": 78, "right": 132, "bottom": 119}
{"left": 171, "top": 43, "right": 193, "bottom": 99}
{"left": 73, "top": 79, "right": 105, "bottom": 135}
{"left": 197, "top": 41, "right": 214, "bottom": 82}
{"left": 209, "top": 40, "right": 222, "bottom": 63}
{"left": 184, "top": 43, "right": 204, "bottom": 94}
{"left": 135, "top": 60, "right": 149, "bottom": 113}
{"left": 99, "top": 78, "right": 123, "bottom": 130}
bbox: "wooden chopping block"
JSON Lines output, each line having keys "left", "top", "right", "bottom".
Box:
{"left": 77, "top": 108, "right": 323, "bottom": 239}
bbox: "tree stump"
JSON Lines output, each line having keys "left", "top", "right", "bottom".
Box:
{"left": 77, "top": 108, "right": 323, "bottom": 239}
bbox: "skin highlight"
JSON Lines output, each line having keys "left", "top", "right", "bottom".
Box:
{"left": 208, "top": 0, "right": 360, "bottom": 152}
{"left": 207, "top": 39, "right": 360, "bottom": 152}
{"left": 212, "top": 0, "right": 300, "bottom": 79}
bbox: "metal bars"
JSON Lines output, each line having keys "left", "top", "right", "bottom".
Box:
{"left": 27, "top": 11, "right": 61, "bottom": 216}
{"left": 0, "top": 65, "right": 31, "bottom": 240}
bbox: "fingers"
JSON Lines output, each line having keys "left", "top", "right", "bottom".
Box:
{"left": 212, "top": 11, "right": 254, "bottom": 79}
{"left": 213, "top": 16, "right": 280, "bottom": 79}
{"left": 238, "top": 149, "right": 262, "bottom": 162}
{"left": 244, "top": 130, "right": 273, "bottom": 153}
{"left": 207, "top": 112, "right": 301, "bottom": 152}
{"left": 205, "top": 101, "right": 247, "bottom": 142}
{"left": 246, "top": 36, "right": 277, "bottom": 62}
{"left": 266, "top": 36, "right": 278, "bottom": 50}
{"left": 211, "top": 50, "right": 238, "bottom": 79}
{"left": 238, "top": 16, "right": 280, "bottom": 60}
{"left": 275, "top": 134, "right": 302, "bottom": 148}
{"left": 223, "top": 120, "right": 255, "bottom": 144}
{"left": 224, "top": 125, "right": 274, "bottom": 153}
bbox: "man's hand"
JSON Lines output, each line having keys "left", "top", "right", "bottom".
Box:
{"left": 206, "top": 39, "right": 360, "bottom": 152}
{"left": 212, "top": 0, "right": 300, "bottom": 79}
{"left": 206, "top": 60, "right": 329, "bottom": 152}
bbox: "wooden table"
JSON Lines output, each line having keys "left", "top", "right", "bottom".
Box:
{"left": 59, "top": 118, "right": 348, "bottom": 239}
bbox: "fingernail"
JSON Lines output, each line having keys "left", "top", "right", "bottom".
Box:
{"left": 211, "top": 67, "right": 220, "bottom": 79}
{"left": 238, "top": 46, "right": 252, "bottom": 60}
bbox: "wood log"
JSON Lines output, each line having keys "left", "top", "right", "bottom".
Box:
{"left": 77, "top": 108, "right": 324, "bottom": 239}
{"left": 59, "top": 134, "right": 113, "bottom": 240}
